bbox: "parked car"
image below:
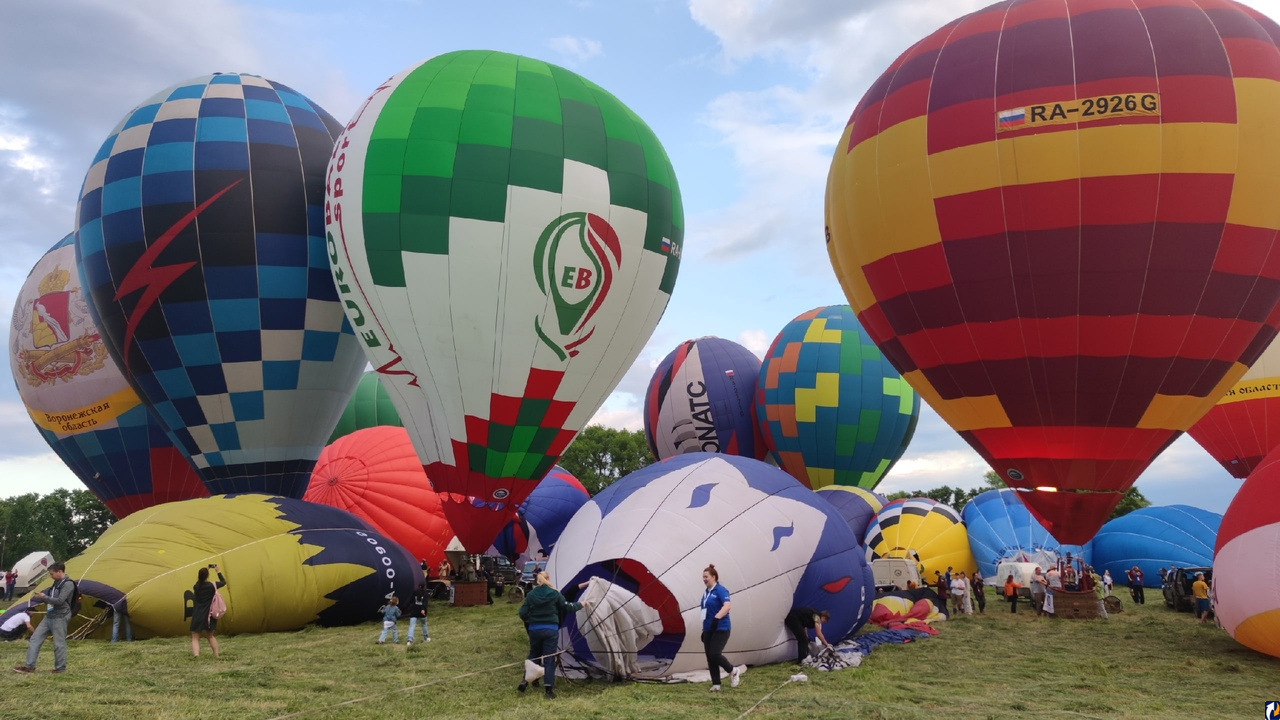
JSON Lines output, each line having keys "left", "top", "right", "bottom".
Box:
{"left": 1162, "top": 566, "right": 1212, "bottom": 612}
{"left": 480, "top": 555, "right": 520, "bottom": 585}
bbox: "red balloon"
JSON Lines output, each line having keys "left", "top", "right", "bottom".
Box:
{"left": 305, "top": 427, "right": 455, "bottom": 569}
{"left": 826, "top": 0, "right": 1280, "bottom": 544}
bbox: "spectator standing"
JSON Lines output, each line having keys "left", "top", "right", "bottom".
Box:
{"left": 949, "top": 575, "right": 967, "bottom": 615}
{"left": 972, "top": 571, "right": 986, "bottom": 613}
{"left": 1030, "top": 568, "right": 1048, "bottom": 616}
{"left": 190, "top": 564, "right": 227, "bottom": 658}
{"left": 1004, "top": 575, "right": 1020, "bottom": 613}
{"left": 377, "top": 596, "right": 401, "bottom": 644}
{"left": 1191, "top": 572, "right": 1212, "bottom": 625}
{"left": 407, "top": 583, "right": 429, "bottom": 645}
{"left": 517, "top": 572, "right": 587, "bottom": 699}
{"left": 1126, "top": 566, "right": 1145, "bottom": 604}
{"left": 3, "top": 569, "right": 15, "bottom": 601}
{"left": 934, "top": 572, "right": 950, "bottom": 616}
{"left": 699, "top": 564, "right": 740, "bottom": 692}
{"left": 1102, "top": 570, "right": 1113, "bottom": 597}
{"left": 13, "top": 562, "right": 74, "bottom": 673}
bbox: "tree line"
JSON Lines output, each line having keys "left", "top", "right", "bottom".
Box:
{"left": 0, "top": 489, "right": 113, "bottom": 570}
{"left": 883, "top": 470, "right": 1150, "bottom": 519}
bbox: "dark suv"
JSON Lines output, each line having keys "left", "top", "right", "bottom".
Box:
{"left": 1162, "top": 566, "right": 1212, "bottom": 612}
{"left": 480, "top": 556, "right": 520, "bottom": 585}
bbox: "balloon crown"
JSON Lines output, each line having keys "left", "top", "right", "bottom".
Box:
{"left": 38, "top": 266, "right": 70, "bottom": 295}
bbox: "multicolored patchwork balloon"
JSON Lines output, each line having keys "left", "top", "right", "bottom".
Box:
{"left": 328, "top": 371, "right": 405, "bottom": 443}
{"left": 1188, "top": 337, "right": 1280, "bottom": 478}
{"left": 75, "top": 73, "right": 367, "bottom": 499}
{"left": 326, "top": 51, "right": 683, "bottom": 551}
{"left": 757, "top": 306, "right": 920, "bottom": 492}
{"left": 10, "top": 235, "right": 207, "bottom": 518}
{"left": 825, "top": 0, "right": 1280, "bottom": 544}
{"left": 644, "top": 336, "right": 765, "bottom": 461}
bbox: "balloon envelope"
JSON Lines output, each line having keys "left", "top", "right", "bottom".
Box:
{"left": 10, "top": 235, "right": 206, "bottom": 517}
{"left": 551, "top": 453, "right": 873, "bottom": 679}
{"left": 306, "top": 426, "right": 454, "bottom": 569}
{"left": 815, "top": 485, "right": 885, "bottom": 542}
{"left": 757, "top": 306, "right": 920, "bottom": 492}
{"left": 1189, "top": 337, "right": 1280, "bottom": 478}
{"left": 644, "top": 336, "right": 765, "bottom": 461}
{"left": 75, "top": 73, "right": 366, "bottom": 499}
{"left": 864, "top": 498, "right": 976, "bottom": 581}
{"left": 0, "top": 494, "right": 421, "bottom": 638}
{"left": 961, "top": 489, "right": 1091, "bottom": 578}
{"left": 825, "top": 0, "right": 1280, "bottom": 544}
{"left": 326, "top": 50, "right": 683, "bottom": 551}
{"left": 329, "top": 371, "right": 404, "bottom": 443}
{"left": 1214, "top": 448, "right": 1280, "bottom": 658}
{"left": 1092, "top": 505, "right": 1220, "bottom": 588}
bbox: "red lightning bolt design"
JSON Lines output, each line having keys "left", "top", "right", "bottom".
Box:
{"left": 114, "top": 179, "right": 243, "bottom": 371}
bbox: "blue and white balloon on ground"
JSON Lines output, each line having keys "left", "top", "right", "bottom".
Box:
{"left": 1091, "top": 505, "right": 1221, "bottom": 587}
{"left": 549, "top": 454, "right": 873, "bottom": 679}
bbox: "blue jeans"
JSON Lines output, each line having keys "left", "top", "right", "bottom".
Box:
{"left": 408, "top": 616, "right": 427, "bottom": 641}
{"left": 112, "top": 612, "right": 132, "bottom": 643}
{"left": 25, "top": 614, "right": 68, "bottom": 671}
{"left": 378, "top": 622, "right": 399, "bottom": 643}
{"left": 4, "top": 584, "right": 12, "bottom": 601}
{"left": 526, "top": 627, "right": 559, "bottom": 689}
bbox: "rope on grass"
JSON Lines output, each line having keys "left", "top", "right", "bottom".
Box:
{"left": 734, "top": 677, "right": 793, "bottom": 719}
{"left": 263, "top": 650, "right": 564, "bottom": 720}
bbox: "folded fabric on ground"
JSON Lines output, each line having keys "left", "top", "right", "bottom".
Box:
{"left": 869, "top": 596, "right": 944, "bottom": 634}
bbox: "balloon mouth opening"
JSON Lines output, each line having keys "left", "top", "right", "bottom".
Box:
{"left": 564, "top": 558, "right": 686, "bottom": 674}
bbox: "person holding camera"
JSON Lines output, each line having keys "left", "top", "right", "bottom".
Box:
{"left": 190, "top": 563, "right": 226, "bottom": 658}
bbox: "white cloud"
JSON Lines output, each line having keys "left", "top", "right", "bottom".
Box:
{"left": 548, "top": 35, "right": 604, "bottom": 63}
{"left": 736, "top": 329, "right": 770, "bottom": 359}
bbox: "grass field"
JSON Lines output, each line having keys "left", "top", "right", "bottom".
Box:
{"left": 2, "top": 588, "right": 1277, "bottom": 719}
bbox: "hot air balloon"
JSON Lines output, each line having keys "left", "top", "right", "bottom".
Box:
{"left": 551, "top": 453, "right": 873, "bottom": 680}
{"left": 75, "top": 73, "right": 366, "bottom": 499}
{"left": 962, "top": 489, "right": 1091, "bottom": 578}
{"left": 825, "top": 0, "right": 1280, "bottom": 544}
{"left": 1092, "top": 505, "right": 1220, "bottom": 588}
{"left": 10, "top": 235, "right": 207, "bottom": 518}
{"left": 0, "top": 494, "right": 421, "bottom": 638}
{"left": 1214, "top": 447, "right": 1280, "bottom": 658}
{"left": 815, "top": 485, "right": 885, "bottom": 542}
{"left": 326, "top": 51, "right": 683, "bottom": 552}
{"left": 644, "top": 337, "right": 765, "bottom": 461}
{"left": 305, "top": 426, "right": 455, "bottom": 569}
{"left": 1188, "top": 337, "right": 1280, "bottom": 478}
{"left": 864, "top": 498, "right": 975, "bottom": 581}
{"left": 329, "top": 371, "right": 404, "bottom": 443}
{"left": 757, "top": 306, "right": 920, "bottom": 492}
{"left": 493, "top": 465, "right": 589, "bottom": 563}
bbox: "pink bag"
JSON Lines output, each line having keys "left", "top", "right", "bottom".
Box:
{"left": 210, "top": 589, "right": 227, "bottom": 620}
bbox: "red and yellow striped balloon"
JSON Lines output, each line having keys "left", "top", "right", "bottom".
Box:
{"left": 826, "top": 0, "right": 1280, "bottom": 544}
{"left": 1188, "top": 336, "right": 1280, "bottom": 478}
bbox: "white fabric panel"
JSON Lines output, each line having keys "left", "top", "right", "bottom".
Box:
{"left": 1214, "top": 523, "right": 1280, "bottom": 636}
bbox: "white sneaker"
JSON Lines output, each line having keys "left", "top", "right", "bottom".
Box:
{"left": 730, "top": 667, "right": 742, "bottom": 688}
{"left": 406, "top": 639, "right": 412, "bottom": 646}
{"left": 709, "top": 685, "right": 721, "bottom": 692}
{"left": 425, "top": 637, "right": 431, "bottom": 642}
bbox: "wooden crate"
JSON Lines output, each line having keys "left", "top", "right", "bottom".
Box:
{"left": 1054, "top": 590, "right": 1104, "bottom": 620}
{"left": 452, "top": 581, "right": 491, "bottom": 607}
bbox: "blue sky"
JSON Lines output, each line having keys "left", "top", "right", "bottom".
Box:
{"left": 3, "top": 0, "right": 1275, "bottom": 513}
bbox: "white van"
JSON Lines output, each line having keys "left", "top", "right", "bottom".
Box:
{"left": 871, "top": 557, "right": 922, "bottom": 591}
{"left": 11, "top": 551, "right": 55, "bottom": 596}
{"left": 993, "top": 560, "right": 1039, "bottom": 598}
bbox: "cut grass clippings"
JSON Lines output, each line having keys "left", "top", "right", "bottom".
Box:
{"left": 1, "top": 589, "right": 1277, "bottom": 719}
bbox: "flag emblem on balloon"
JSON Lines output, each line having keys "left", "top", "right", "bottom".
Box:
{"left": 534, "top": 212, "right": 620, "bottom": 360}
{"left": 16, "top": 267, "right": 108, "bottom": 386}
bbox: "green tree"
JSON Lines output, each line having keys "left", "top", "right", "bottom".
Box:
{"left": 0, "top": 489, "right": 113, "bottom": 566}
{"left": 1108, "top": 486, "right": 1151, "bottom": 520}
{"left": 884, "top": 485, "right": 982, "bottom": 512}
{"left": 557, "top": 425, "right": 653, "bottom": 495}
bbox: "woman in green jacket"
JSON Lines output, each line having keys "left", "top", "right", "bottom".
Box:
{"left": 517, "top": 571, "right": 587, "bottom": 699}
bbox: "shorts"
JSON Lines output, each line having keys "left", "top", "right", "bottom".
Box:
{"left": 1195, "top": 598, "right": 1211, "bottom": 615}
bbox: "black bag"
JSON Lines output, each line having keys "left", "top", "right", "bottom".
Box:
{"left": 65, "top": 579, "right": 82, "bottom": 616}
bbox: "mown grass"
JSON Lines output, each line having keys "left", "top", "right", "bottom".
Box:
{"left": 1, "top": 589, "right": 1277, "bottom": 719}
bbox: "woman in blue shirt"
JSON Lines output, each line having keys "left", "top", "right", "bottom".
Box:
{"left": 700, "top": 564, "right": 740, "bottom": 691}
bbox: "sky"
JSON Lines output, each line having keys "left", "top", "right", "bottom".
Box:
{"left": 1, "top": 0, "right": 1275, "bottom": 514}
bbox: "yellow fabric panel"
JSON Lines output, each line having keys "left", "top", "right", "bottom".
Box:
{"left": 25, "top": 385, "right": 142, "bottom": 433}
{"left": 844, "top": 117, "right": 941, "bottom": 259}
{"left": 826, "top": 126, "right": 881, "bottom": 313}
{"left": 1227, "top": 78, "right": 1280, "bottom": 231}
{"left": 1138, "top": 363, "right": 1248, "bottom": 430}
{"left": 1216, "top": 373, "right": 1280, "bottom": 406}
{"left": 807, "top": 466, "right": 835, "bottom": 490}
{"left": 873, "top": 514, "right": 976, "bottom": 580}
{"left": 904, "top": 370, "right": 1011, "bottom": 430}
{"left": 793, "top": 372, "right": 841, "bottom": 423}
{"left": 927, "top": 123, "right": 1238, "bottom": 201}
{"left": 1235, "top": 607, "right": 1280, "bottom": 658}
{"left": 802, "top": 318, "right": 841, "bottom": 344}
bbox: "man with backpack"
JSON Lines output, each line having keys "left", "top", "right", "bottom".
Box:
{"left": 13, "top": 562, "right": 76, "bottom": 674}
